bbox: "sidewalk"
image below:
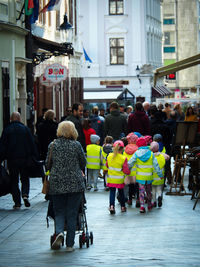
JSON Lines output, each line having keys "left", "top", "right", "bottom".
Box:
{"left": 0, "top": 176, "right": 200, "bottom": 267}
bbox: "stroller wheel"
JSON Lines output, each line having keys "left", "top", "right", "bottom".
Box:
{"left": 50, "top": 235, "right": 54, "bottom": 247}
{"left": 86, "top": 236, "right": 90, "bottom": 248}
{"left": 79, "top": 234, "right": 83, "bottom": 249}
{"left": 89, "top": 231, "right": 93, "bottom": 245}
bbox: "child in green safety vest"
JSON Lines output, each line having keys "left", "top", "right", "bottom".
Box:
{"left": 86, "top": 134, "right": 101, "bottom": 191}
{"left": 101, "top": 136, "right": 113, "bottom": 191}
{"left": 124, "top": 132, "right": 139, "bottom": 207}
{"left": 128, "top": 137, "right": 163, "bottom": 213}
{"left": 150, "top": 141, "right": 170, "bottom": 208}
{"left": 153, "top": 134, "right": 166, "bottom": 153}
{"left": 106, "top": 140, "right": 130, "bottom": 214}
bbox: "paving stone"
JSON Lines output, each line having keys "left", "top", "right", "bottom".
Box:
{"left": 0, "top": 174, "right": 199, "bottom": 267}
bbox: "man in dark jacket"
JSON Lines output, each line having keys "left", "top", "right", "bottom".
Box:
{"left": 149, "top": 105, "right": 171, "bottom": 154}
{"left": 104, "top": 102, "right": 127, "bottom": 141}
{"left": 37, "top": 109, "right": 58, "bottom": 160}
{"left": 128, "top": 102, "right": 150, "bottom": 135}
{"left": 66, "top": 103, "right": 86, "bottom": 152}
{"left": 90, "top": 106, "right": 104, "bottom": 145}
{"left": 0, "top": 112, "right": 38, "bottom": 209}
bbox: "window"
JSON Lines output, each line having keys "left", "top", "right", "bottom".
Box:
{"left": 0, "top": 3, "right": 8, "bottom": 15}
{"left": 39, "top": 0, "right": 46, "bottom": 25}
{"left": 110, "top": 38, "right": 124, "bottom": 65}
{"left": 109, "top": 0, "right": 123, "bottom": 15}
{"left": 163, "top": 47, "right": 175, "bottom": 53}
{"left": 163, "top": 18, "right": 175, "bottom": 25}
{"left": 164, "top": 32, "right": 175, "bottom": 45}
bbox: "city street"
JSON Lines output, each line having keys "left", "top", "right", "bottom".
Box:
{"left": 0, "top": 175, "right": 199, "bottom": 267}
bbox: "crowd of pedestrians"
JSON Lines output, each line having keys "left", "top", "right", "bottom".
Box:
{"left": 0, "top": 100, "right": 199, "bottom": 251}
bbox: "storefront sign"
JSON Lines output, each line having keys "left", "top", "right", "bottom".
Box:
{"left": 44, "top": 63, "right": 67, "bottom": 84}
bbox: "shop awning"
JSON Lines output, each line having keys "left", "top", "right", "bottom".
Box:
{"left": 83, "top": 88, "right": 134, "bottom": 103}
{"left": 32, "top": 35, "right": 74, "bottom": 65}
{"left": 152, "top": 85, "right": 172, "bottom": 97}
{"left": 154, "top": 53, "right": 200, "bottom": 86}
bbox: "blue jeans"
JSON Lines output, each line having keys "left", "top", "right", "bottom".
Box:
{"left": 52, "top": 192, "right": 82, "bottom": 247}
{"left": 109, "top": 187, "right": 125, "bottom": 207}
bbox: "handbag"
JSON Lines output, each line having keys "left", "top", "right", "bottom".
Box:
{"left": 41, "top": 141, "right": 55, "bottom": 194}
{"left": 0, "top": 164, "right": 11, "bottom": 197}
{"left": 25, "top": 157, "right": 45, "bottom": 178}
{"left": 42, "top": 172, "right": 50, "bottom": 194}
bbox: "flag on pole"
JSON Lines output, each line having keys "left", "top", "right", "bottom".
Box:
{"left": 30, "top": 0, "right": 39, "bottom": 24}
{"left": 83, "top": 47, "right": 92, "bottom": 63}
{"left": 40, "top": 0, "right": 61, "bottom": 13}
{"left": 25, "top": 0, "right": 34, "bottom": 15}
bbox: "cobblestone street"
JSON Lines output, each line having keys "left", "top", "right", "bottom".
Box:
{"left": 0, "top": 176, "right": 200, "bottom": 267}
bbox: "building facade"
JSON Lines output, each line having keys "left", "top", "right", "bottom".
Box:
{"left": 31, "top": 0, "right": 83, "bottom": 124}
{"left": 0, "top": 0, "right": 83, "bottom": 134}
{"left": 79, "top": 0, "right": 163, "bottom": 106}
{"left": 0, "top": 1, "right": 31, "bottom": 133}
{"left": 162, "top": 0, "right": 200, "bottom": 98}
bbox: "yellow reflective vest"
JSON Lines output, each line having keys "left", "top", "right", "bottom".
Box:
{"left": 152, "top": 154, "right": 165, "bottom": 186}
{"left": 123, "top": 152, "right": 136, "bottom": 176}
{"left": 86, "top": 144, "right": 101, "bottom": 170}
{"left": 107, "top": 153, "right": 126, "bottom": 186}
{"left": 136, "top": 154, "right": 154, "bottom": 182}
{"left": 101, "top": 150, "right": 108, "bottom": 170}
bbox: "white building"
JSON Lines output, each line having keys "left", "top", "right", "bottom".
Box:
{"left": 31, "top": 0, "right": 83, "bottom": 122}
{"left": 79, "top": 0, "right": 163, "bottom": 106}
{"left": 162, "top": 0, "right": 200, "bottom": 98}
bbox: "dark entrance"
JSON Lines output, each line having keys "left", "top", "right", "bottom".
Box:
{"left": 2, "top": 66, "right": 10, "bottom": 127}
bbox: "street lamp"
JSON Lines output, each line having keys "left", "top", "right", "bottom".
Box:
{"left": 136, "top": 65, "right": 141, "bottom": 84}
{"left": 59, "top": 15, "right": 72, "bottom": 30}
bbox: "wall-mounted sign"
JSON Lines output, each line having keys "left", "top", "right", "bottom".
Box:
{"left": 40, "top": 74, "right": 54, "bottom": 86}
{"left": 44, "top": 63, "right": 68, "bottom": 84}
{"left": 100, "top": 80, "right": 129, "bottom": 85}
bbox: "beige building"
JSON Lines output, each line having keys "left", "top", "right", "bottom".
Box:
{"left": 162, "top": 0, "right": 200, "bottom": 98}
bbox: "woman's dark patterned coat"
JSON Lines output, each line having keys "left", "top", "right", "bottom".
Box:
{"left": 45, "top": 137, "right": 86, "bottom": 195}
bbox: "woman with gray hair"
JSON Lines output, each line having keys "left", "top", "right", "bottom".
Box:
{"left": 46, "top": 120, "right": 86, "bottom": 252}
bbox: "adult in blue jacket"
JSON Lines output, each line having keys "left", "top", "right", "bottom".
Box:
{"left": 0, "top": 112, "right": 38, "bottom": 209}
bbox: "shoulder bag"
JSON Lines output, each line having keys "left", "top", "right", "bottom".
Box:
{"left": 42, "top": 141, "right": 54, "bottom": 194}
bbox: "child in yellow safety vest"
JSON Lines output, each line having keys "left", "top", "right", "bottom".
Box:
{"left": 128, "top": 137, "right": 163, "bottom": 213}
{"left": 86, "top": 134, "right": 101, "bottom": 191}
{"left": 106, "top": 140, "right": 130, "bottom": 214}
{"left": 124, "top": 132, "right": 140, "bottom": 207}
{"left": 101, "top": 136, "right": 113, "bottom": 191}
{"left": 153, "top": 134, "right": 166, "bottom": 153}
{"left": 150, "top": 141, "right": 170, "bottom": 208}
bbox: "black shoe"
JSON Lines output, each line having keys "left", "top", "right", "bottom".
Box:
{"left": 13, "top": 204, "right": 21, "bottom": 210}
{"left": 23, "top": 197, "right": 30, "bottom": 207}
{"left": 135, "top": 200, "right": 140, "bottom": 208}
{"left": 158, "top": 196, "right": 162, "bottom": 207}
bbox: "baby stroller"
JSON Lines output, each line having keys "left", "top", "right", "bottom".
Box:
{"left": 47, "top": 193, "right": 93, "bottom": 249}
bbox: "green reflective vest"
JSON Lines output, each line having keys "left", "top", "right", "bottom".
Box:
{"left": 152, "top": 154, "right": 165, "bottom": 186}
{"left": 136, "top": 154, "right": 154, "bottom": 182}
{"left": 86, "top": 144, "right": 101, "bottom": 170}
{"left": 101, "top": 150, "right": 108, "bottom": 170}
{"left": 107, "top": 153, "right": 126, "bottom": 185}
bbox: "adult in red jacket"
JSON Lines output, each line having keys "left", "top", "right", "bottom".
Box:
{"left": 128, "top": 102, "right": 150, "bottom": 135}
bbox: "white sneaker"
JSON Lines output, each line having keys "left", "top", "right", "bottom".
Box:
{"left": 66, "top": 246, "right": 75, "bottom": 252}
{"left": 51, "top": 233, "right": 64, "bottom": 250}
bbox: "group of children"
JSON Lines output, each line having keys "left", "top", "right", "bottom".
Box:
{"left": 86, "top": 131, "right": 169, "bottom": 214}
